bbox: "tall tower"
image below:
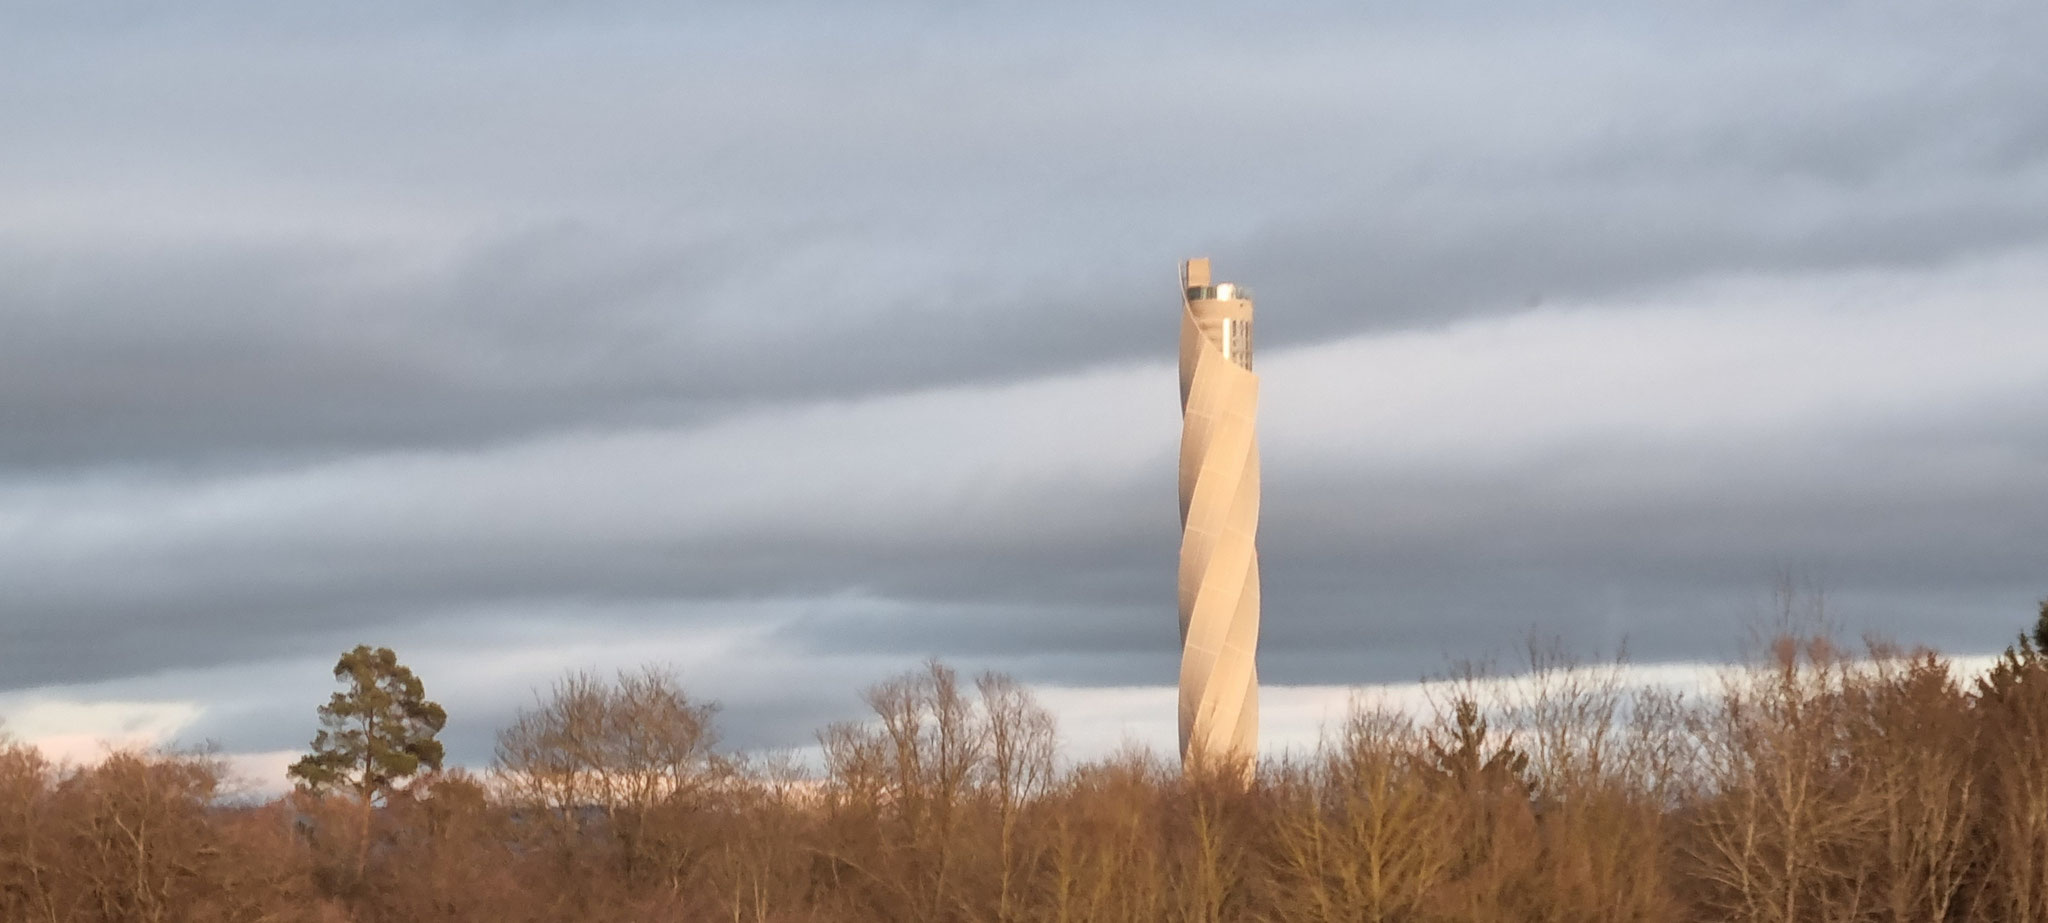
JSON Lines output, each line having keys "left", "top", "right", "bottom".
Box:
{"left": 1176, "top": 258, "right": 1260, "bottom": 770}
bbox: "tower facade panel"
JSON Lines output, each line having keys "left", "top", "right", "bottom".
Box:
{"left": 1177, "top": 258, "right": 1260, "bottom": 770}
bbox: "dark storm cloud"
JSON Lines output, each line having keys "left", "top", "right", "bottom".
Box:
{"left": 8, "top": 259, "right": 2044, "bottom": 708}
{"left": 3, "top": 1, "right": 2047, "bottom": 762}
{"left": 5, "top": 0, "right": 2047, "bottom": 470}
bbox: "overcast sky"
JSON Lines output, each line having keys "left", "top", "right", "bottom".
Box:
{"left": 2, "top": 1, "right": 2045, "bottom": 784}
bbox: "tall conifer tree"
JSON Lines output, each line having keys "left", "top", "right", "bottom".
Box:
{"left": 288, "top": 645, "right": 447, "bottom": 802}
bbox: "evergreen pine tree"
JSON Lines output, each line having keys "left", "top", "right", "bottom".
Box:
{"left": 288, "top": 645, "right": 447, "bottom": 802}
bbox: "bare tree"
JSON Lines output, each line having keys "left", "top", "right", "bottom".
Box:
{"left": 493, "top": 666, "right": 722, "bottom": 905}
{"left": 0, "top": 739, "right": 60, "bottom": 923}
{"left": 1689, "top": 630, "right": 1885, "bottom": 923}
{"left": 1971, "top": 608, "right": 2048, "bottom": 923}
{"left": 53, "top": 749, "right": 227, "bottom": 923}
{"left": 820, "top": 660, "right": 987, "bottom": 922}
{"left": 1843, "top": 647, "right": 1978, "bottom": 923}
{"left": 1506, "top": 639, "right": 1677, "bottom": 922}
{"left": 815, "top": 660, "right": 1064, "bottom": 923}
{"left": 1039, "top": 746, "right": 1168, "bottom": 923}
{"left": 1268, "top": 706, "right": 1455, "bottom": 923}
{"left": 974, "top": 672, "right": 1056, "bottom": 923}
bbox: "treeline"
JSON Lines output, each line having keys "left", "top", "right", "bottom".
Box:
{"left": 5, "top": 604, "right": 2048, "bottom": 922}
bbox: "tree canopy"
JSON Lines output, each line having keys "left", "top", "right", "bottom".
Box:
{"left": 288, "top": 645, "right": 446, "bottom": 802}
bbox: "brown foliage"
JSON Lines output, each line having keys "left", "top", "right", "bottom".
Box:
{"left": 0, "top": 746, "right": 318, "bottom": 923}
{"left": 11, "top": 606, "right": 2048, "bottom": 922}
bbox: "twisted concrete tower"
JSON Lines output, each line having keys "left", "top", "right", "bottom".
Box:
{"left": 1177, "top": 258, "right": 1260, "bottom": 770}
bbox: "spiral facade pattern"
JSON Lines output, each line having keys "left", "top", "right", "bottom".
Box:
{"left": 1176, "top": 258, "right": 1260, "bottom": 770}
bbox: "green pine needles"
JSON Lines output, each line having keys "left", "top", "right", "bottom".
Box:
{"left": 288, "top": 645, "right": 447, "bottom": 802}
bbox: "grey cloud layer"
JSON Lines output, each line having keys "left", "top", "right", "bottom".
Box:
{"left": 7, "top": 255, "right": 2044, "bottom": 699}
{"left": 3, "top": 2, "right": 2045, "bottom": 758}
{"left": 5, "top": 3, "right": 2046, "bottom": 469}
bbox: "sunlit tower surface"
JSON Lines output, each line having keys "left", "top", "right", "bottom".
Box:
{"left": 1176, "top": 258, "right": 1260, "bottom": 771}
